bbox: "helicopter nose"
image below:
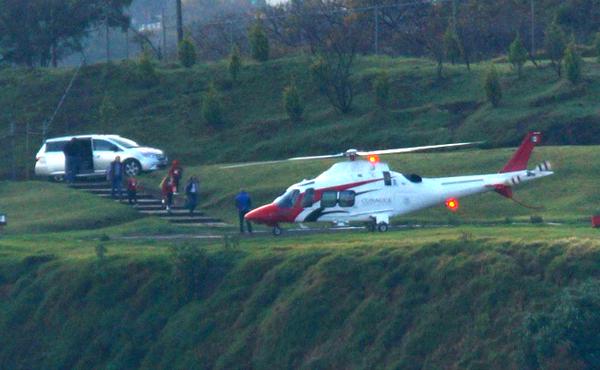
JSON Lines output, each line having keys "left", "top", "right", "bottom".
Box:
{"left": 245, "top": 203, "right": 281, "bottom": 225}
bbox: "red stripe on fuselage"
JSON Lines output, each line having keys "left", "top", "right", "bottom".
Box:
{"left": 281, "top": 178, "right": 384, "bottom": 223}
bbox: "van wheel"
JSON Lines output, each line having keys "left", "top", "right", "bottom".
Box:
{"left": 49, "top": 175, "right": 64, "bottom": 182}
{"left": 124, "top": 159, "right": 142, "bottom": 177}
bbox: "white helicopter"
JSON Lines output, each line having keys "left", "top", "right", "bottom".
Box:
{"left": 224, "top": 132, "right": 553, "bottom": 235}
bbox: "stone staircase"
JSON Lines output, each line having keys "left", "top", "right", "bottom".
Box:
{"left": 69, "top": 180, "right": 228, "bottom": 228}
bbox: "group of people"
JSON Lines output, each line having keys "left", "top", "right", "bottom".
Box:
{"left": 104, "top": 157, "right": 254, "bottom": 232}
{"left": 159, "top": 161, "right": 200, "bottom": 215}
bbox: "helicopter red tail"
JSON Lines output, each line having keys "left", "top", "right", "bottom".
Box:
{"left": 500, "top": 132, "right": 541, "bottom": 173}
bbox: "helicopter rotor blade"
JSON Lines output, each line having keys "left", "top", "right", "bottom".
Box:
{"left": 288, "top": 153, "right": 346, "bottom": 161}
{"left": 356, "top": 141, "right": 483, "bottom": 156}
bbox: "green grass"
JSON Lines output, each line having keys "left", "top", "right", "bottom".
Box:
{"left": 2, "top": 56, "right": 600, "bottom": 179}
{"left": 1, "top": 144, "right": 598, "bottom": 236}
{"left": 0, "top": 228, "right": 598, "bottom": 369}
{"left": 149, "top": 145, "right": 600, "bottom": 226}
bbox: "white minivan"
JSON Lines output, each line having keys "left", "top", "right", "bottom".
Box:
{"left": 35, "top": 134, "right": 168, "bottom": 180}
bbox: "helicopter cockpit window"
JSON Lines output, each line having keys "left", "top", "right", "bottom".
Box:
{"left": 383, "top": 171, "right": 392, "bottom": 186}
{"left": 276, "top": 189, "right": 300, "bottom": 208}
{"left": 321, "top": 191, "right": 338, "bottom": 208}
{"left": 301, "top": 188, "right": 315, "bottom": 208}
{"left": 339, "top": 190, "right": 356, "bottom": 207}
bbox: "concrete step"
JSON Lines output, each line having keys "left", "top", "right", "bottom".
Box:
{"left": 99, "top": 193, "right": 156, "bottom": 200}
{"left": 163, "top": 216, "right": 222, "bottom": 224}
{"left": 139, "top": 209, "right": 205, "bottom": 217}
{"left": 69, "top": 182, "right": 110, "bottom": 190}
{"left": 134, "top": 204, "right": 186, "bottom": 211}
{"left": 176, "top": 222, "right": 230, "bottom": 228}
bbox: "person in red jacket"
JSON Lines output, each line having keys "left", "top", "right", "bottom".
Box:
{"left": 161, "top": 175, "right": 176, "bottom": 213}
{"left": 168, "top": 160, "right": 183, "bottom": 194}
{"left": 127, "top": 177, "right": 140, "bottom": 205}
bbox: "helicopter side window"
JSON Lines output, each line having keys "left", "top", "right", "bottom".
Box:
{"left": 301, "top": 188, "right": 315, "bottom": 208}
{"left": 383, "top": 171, "right": 392, "bottom": 186}
{"left": 321, "top": 191, "right": 338, "bottom": 208}
{"left": 276, "top": 189, "right": 300, "bottom": 208}
{"left": 339, "top": 190, "right": 355, "bottom": 207}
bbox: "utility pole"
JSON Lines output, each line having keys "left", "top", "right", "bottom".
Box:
{"left": 530, "top": 0, "right": 535, "bottom": 57}
{"left": 176, "top": 0, "right": 183, "bottom": 43}
{"left": 452, "top": 0, "right": 457, "bottom": 31}
{"left": 162, "top": 7, "right": 167, "bottom": 58}
{"left": 125, "top": 28, "right": 130, "bottom": 60}
{"left": 10, "top": 122, "right": 16, "bottom": 181}
{"left": 105, "top": 4, "right": 111, "bottom": 63}
{"left": 374, "top": 5, "right": 379, "bottom": 55}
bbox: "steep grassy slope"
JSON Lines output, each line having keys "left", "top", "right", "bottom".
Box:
{"left": 2, "top": 56, "right": 600, "bottom": 178}
{"left": 1, "top": 232, "right": 598, "bottom": 369}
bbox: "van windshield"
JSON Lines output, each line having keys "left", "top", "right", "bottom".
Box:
{"left": 111, "top": 138, "right": 139, "bottom": 149}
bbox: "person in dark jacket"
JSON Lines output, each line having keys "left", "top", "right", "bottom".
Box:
{"left": 235, "top": 189, "right": 253, "bottom": 234}
{"left": 185, "top": 176, "right": 200, "bottom": 215}
{"left": 62, "top": 138, "right": 79, "bottom": 183}
{"left": 107, "top": 156, "right": 124, "bottom": 200}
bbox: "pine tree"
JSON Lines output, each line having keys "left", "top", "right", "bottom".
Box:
{"left": 544, "top": 22, "right": 567, "bottom": 77}
{"left": 178, "top": 37, "right": 197, "bottom": 68}
{"left": 443, "top": 26, "right": 461, "bottom": 65}
{"left": 564, "top": 43, "right": 583, "bottom": 84}
{"left": 137, "top": 50, "right": 158, "bottom": 86}
{"left": 508, "top": 33, "right": 528, "bottom": 78}
{"left": 229, "top": 46, "right": 242, "bottom": 82}
{"left": 249, "top": 20, "right": 269, "bottom": 62}
{"left": 484, "top": 65, "right": 502, "bottom": 107}
{"left": 283, "top": 79, "right": 304, "bottom": 123}
{"left": 202, "top": 83, "right": 223, "bottom": 127}
{"left": 373, "top": 73, "right": 390, "bottom": 110}
{"left": 98, "top": 95, "right": 117, "bottom": 132}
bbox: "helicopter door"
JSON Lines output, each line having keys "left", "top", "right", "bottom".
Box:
{"left": 301, "top": 188, "right": 315, "bottom": 208}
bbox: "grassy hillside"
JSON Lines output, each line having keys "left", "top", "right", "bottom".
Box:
{"left": 2, "top": 56, "right": 600, "bottom": 178}
{"left": 1, "top": 230, "right": 598, "bottom": 369}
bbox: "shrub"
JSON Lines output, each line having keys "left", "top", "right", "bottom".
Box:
{"left": 310, "top": 55, "right": 354, "bottom": 113}
{"left": 137, "top": 51, "right": 158, "bottom": 86}
{"left": 508, "top": 33, "right": 528, "bottom": 78}
{"left": 229, "top": 45, "right": 242, "bottom": 82}
{"left": 95, "top": 244, "right": 107, "bottom": 260}
{"left": 178, "top": 37, "right": 197, "bottom": 68}
{"left": 249, "top": 20, "right": 269, "bottom": 62}
{"left": 544, "top": 22, "right": 567, "bottom": 77}
{"left": 530, "top": 215, "right": 544, "bottom": 224}
{"left": 373, "top": 72, "right": 390, "bottom": 109}
{"left": 202, "top": 83, "right": 223, "bottom": 127}
{"left": 564, "top": 43, "right": 583, "bottom": 84}
{"left": 483, "top": 65, "right": 502, "bottom": 107}
{"left": 283, "top": 79, "right": 304, "bottom": 123}
{"left": 443, "top": 26, "right": 462, "bottom": 65}
{"left": 170, "top": 244, "right": 210, "bottom": 300}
